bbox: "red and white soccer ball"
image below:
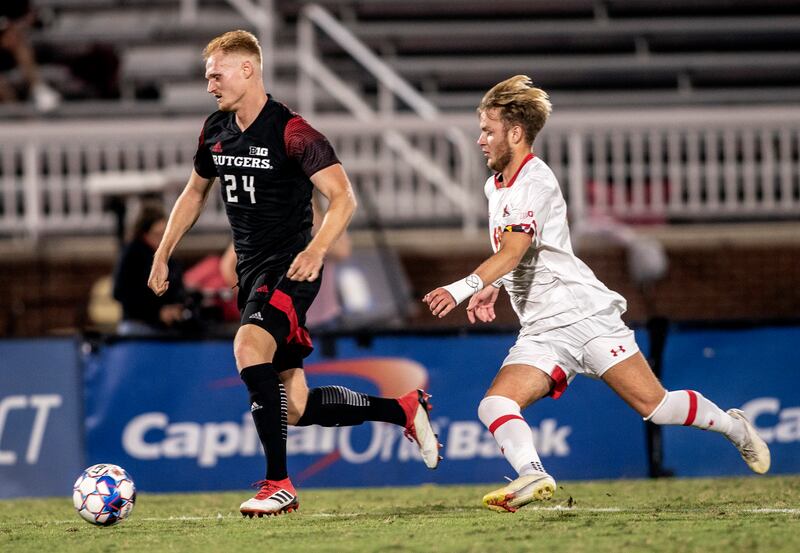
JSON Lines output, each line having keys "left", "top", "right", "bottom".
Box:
{"left": 72, "top": 463, "right": 136, "bottom": 526}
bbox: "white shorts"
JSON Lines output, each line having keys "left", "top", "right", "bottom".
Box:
{"left": 502, "top": 306, "right": 640, "bottom": 399}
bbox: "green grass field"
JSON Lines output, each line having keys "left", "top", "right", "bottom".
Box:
{"left": 2, "top": 476, "right": 799, "bottom": 553}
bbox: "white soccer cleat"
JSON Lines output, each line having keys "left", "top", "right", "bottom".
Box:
{"left": 727, "top": 408, "right": 771, "bottom": 474}
{"left": 398, "top": 389, "right": 442, "bottom": 469}
{"left": 239, "top": 478, "right": 299, "bottom": 517}
{"left": 482, "top": 472, "right": 556, "bottom": 513}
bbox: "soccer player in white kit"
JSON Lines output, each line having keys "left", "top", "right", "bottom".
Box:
{"left": 423, "top": 75, "right": 771, "bottom": 513}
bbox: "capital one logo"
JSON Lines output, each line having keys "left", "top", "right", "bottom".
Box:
{"left": 0, "top": 394, "right": 62, "bottom": 465}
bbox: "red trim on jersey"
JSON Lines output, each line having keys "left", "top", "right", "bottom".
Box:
{"left": 284, "top": 115, "right": 339, "bottom": 177}
{"left": 284, "top": 116, "right": 321, "bottom": 158}
{"left": 268, "top": 289, "right": 313, "bottom": 348}
{"left": 548, "top": 365, "right": 568, "bottom": 399}
{"left": 494, "top": 153, "right": 535, "bottom": 189}
{"left": 488, "top": 414, "right": 525, "bottom": 435}
{"left": 683, "top": 390, "right": 698, "bottom": 426}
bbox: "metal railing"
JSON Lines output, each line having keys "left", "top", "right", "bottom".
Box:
{"left": 527, "top": 106, "right": 800, "bottom": 223}
{"left": 2, "top": 107, "right": 799, "bottom": 241}
{"left": 0, "top": 117, "right": 485, "bottom": 241}
{"left": 297, "top": 4, "right": 483, "bottom": 233}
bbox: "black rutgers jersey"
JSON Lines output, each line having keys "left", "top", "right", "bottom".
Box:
{"left": 194, "top": 96, "right": 340, "bottom": 277}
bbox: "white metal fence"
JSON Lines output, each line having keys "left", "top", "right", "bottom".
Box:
{"left": 531, "top": 107, "right": 800, "bottom": 223}
{"left": 0, "top": 116, "right": 483, "bottom": 240}
{"left": 1, "top": 107, "right": 799, "bottom": 241}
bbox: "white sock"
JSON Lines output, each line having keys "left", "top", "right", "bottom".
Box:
{"left": 645, "top": 390, "right": 745, "bottom": 443}
{"left": 478, "top": 395, "right": 545, "bottom": 477}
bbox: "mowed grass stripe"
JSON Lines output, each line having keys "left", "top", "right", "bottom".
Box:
{"left": 9, "top": 505, "right": 800, "bottom": 525}
{"left": 1, "top": 476, "right": 798, "bottom": 553}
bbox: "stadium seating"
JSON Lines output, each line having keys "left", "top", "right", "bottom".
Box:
{"left": 15, "top": 0, "right": 800, "bottom": 116}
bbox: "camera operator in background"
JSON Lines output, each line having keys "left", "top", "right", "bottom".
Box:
{"left": 113, "top": 203, "right": 187, "bottom": 336}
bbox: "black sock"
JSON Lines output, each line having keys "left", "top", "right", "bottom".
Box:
{"left": 296, "top": 386, "right": 405, "bottom": 427}
{"left": 240, "top": 363, "right": 288, "bottom": 481}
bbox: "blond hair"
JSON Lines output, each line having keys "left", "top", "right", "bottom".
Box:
{"left": 478, "top": 75, "right": 552, "bottom": 144}
{"left": 203, "top": 30, "right": 262, "bottom": 67}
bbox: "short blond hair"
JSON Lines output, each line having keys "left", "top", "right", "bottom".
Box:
{"left": 203, "top": 30, "right": 262, "bottom": 66}
{"left": 478, "top": 75, "right": 552, "bottom": 144}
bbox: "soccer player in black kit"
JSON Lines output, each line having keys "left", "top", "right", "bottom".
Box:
{"left": 148, "top": 30, "right": 440, "bottom": 516}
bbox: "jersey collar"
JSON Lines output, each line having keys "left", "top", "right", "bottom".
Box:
{"left": 226, "top": 94, "right": 273, "bottom": 134}
{"left": 494, "top": 153, "right": 535, "bottom": 189}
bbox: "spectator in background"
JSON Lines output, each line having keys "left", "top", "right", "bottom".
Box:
{"left": 0, "top": 0, "right": 60, "bottom": 112}
{"left": 113, "top": 203, "right": 186, "bottom": 335}
{"left": 183, "top": 243, "right": 240, "bottom": 324}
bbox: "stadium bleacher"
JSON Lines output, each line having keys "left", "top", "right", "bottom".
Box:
{"left": 12, "top": 0, "right": 800, "bottom": 117}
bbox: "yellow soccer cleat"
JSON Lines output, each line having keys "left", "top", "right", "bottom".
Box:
{"left": 482, "top": 472, "right": 556, "bottom": 513}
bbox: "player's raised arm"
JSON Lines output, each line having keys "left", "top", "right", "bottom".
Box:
{"left": 287, "top": 163, "right": 357, "bottom": 282}
{"left": 148, "top": 169, "right": 215, "bottom": 296}
{"left": 424, "top": 230, "right": 532, "bottom": 318}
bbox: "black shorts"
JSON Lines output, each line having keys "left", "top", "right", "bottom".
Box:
{"left": 238, "top": 267, "right": 323, "bottom": 371}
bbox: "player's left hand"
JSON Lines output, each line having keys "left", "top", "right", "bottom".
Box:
{"left": 423, "top": 287, "right": 457, "bottom": 318}
{"left": 466, "top": 286, "right": 499, "bottom": 324}
{"left": 288, "top": 247, "right": 324, "bottom": 281}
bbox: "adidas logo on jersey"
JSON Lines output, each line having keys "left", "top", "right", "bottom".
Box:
{"left": 211, "top": 141, "right": 223, "bottom": 153}
{"left": 250, "top": 402, "right": 263, "bottom": 412}
{"left": 249, "top": 312, "right": 263, "bottom": 321}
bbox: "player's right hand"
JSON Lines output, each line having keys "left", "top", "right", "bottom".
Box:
{"left": 148, "top": 258, "right": 170, "bottom": 296}
{"left": 423, "top": 287, "right": 456, "bottom": 318}
{"left": 466, "top": 286, "right": 499, "bottom": 324}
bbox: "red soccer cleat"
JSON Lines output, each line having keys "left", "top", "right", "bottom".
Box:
{"left": 239, "top": 477, "right": 299, "bottom": 517}
{"left": 398, "top": 389, "right": 442, "bottom": 469}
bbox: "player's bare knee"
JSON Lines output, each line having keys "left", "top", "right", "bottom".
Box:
{"left": 487, "top": 364, "right": 552, "bottom": 408}
{"left": 233, "top": 337, "right": 258, "bottom": 369}
{"left": 233, "top": 337, "right": 271, "bottom": 372}
{"left": 233, "top": 327, "right": 276, "bottom": 370}
{"left": 485, "top": 386, "right": 540, "bottom": 409}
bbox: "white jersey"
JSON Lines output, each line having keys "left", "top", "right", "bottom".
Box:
{"left": 485, "top": 154, "right": 626, "bottom": 334}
